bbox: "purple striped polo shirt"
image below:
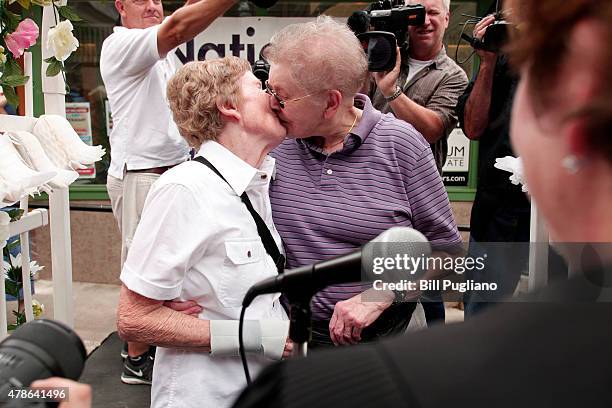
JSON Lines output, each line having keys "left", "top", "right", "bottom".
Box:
{"left": 269, "top": 94, "right": 462, "bottom": 321}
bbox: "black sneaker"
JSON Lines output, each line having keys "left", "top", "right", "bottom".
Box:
{"left": 121, "top": 352, "right": 153, "bottom": 385}
{"left": 120, "top": 342, "right": 128, "bottom": 360}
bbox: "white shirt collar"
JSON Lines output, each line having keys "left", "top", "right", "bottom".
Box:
{"left": 197, "top": 141, "right": 276, "bottom": 196}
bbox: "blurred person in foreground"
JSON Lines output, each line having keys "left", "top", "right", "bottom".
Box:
{"left": 232, "top": 1, "right": 612, "bottom": 406}
{"left": 117, "top": 57, "right": 291, "bottom": 408}
{"left": 265, "top": 16, "right": 462, "bottom": 348}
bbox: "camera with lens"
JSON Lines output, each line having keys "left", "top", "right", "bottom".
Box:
{"left": 478, "top": 19, "right": 512, "bottom": 53}
{"left": 462, "top": 14, "right": 515, "bottom": 54}
{"left": 0, "top": 319, "right": 86, "bottom": 407}
{"left": 348, "top": 0, "right": 426, "bottom": 71}
{"left": 252, "top": 43, "right": 271, "bottom": 87}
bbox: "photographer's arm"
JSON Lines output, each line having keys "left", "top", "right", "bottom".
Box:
{"left": 462, "top": 16, "right": 498, "bottom": 140}
{"left": 373, "top": 51, "right": 445, "bottom": 143}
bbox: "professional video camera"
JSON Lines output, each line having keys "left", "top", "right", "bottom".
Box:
{"left": 461, "top": 15, "right": 513, "bottom": 54}
{"left": 0, "top": 319, "right": 86, "bottom": 407}
{"left": 348, "top": 0, "right": 425, "bottom": 71}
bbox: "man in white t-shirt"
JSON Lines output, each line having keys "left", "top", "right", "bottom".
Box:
{"left": 100, "top": 0, "right": 236, "bottom": 385}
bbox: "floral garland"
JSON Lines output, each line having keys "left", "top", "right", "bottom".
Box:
{"left": 0, "top": 0, "right": 81, "bottom": 108}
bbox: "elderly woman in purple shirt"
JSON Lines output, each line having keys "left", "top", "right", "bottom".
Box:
{"left": 264, "top": 16, "right": 462, "bottom": 348}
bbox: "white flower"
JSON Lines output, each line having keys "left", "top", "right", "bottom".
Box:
{"left": 0, "top": 212, "right": 9, "bottom": 251}
{"left": 3, "top": 253, "right": 45, "bottom": 279}
{"left": 0, "top": 46, "right": 7, "bottom": 65}
{"left": 47, "top": 20, "right": 79, "bottom": 62}
{"left": 494, "top": 156, "right": 528, "bottom": 193}
{"left": 32, "top": 299, "right": 45, "bottom": 318}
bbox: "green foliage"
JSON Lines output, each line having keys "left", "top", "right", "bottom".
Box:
{"left": 45, "top": 58, "right": 63, "bottom": 77}
{"left": 58, "top": 5, "right": 82, "bottom": 22}
{"left": 6, "top": 209, "right": 24, "bottom": 221}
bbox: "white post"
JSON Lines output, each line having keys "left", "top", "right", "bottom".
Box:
{"left": 24, "top": 52, "right": 34, "bottom": 117}
{"left": 528, "top": 202, "right": 549, "bottom": 292}
{"left": 19, "top": 198, "right": 35, "bottom": 322}
{"left": 0, "top": 256, "right": 6, "bottom": 338}
{"left": 42, "top": 2, "right": 74, "bottom": 327}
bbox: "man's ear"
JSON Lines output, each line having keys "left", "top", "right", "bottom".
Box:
{"left": 323, "top": 90, "right": 343, "bottom": 119}
{"left": 115, "top": 0, "right": 125, "bottom": 17}
{"left": 217, "top": 100, "right": 241, "bottom": 123}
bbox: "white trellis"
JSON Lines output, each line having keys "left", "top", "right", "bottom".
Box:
{"left": 0, "top": 2, "right": 74, "bottom": 338}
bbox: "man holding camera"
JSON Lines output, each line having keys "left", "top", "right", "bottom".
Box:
{"left": 101, "top": 0, "right": 237, "bottom": 385}
{"left": 455, "top": 11, "right": 531, "bottom": 316}
{"left": 371, "top": 0, "right": 467, "bottom": 325}
{"left": 371, "top": 0, "right": 468, "bottom": 174}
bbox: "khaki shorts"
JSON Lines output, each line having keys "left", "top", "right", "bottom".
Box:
{"left": 107, "top": 172, "right": 160, "bottom": 267}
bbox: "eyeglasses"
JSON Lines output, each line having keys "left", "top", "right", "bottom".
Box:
{"left": 264, "top": 80, "right": 327, "bottom": 109}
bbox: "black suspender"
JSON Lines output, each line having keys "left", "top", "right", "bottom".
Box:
{"left": 192, "top": 156, "right": 285, "bottom": 275}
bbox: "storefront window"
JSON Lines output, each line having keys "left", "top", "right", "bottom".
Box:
{"left": 64, "top": 0, "right": 477, "bottom": 189}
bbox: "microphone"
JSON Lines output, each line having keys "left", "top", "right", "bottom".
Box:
{"left": 242, "top": 227, "right": 431, "bottom": 307}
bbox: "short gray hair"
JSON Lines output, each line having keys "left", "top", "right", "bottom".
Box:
{"left": 406, "top": 0, "right": 450, "bottom": 13}
{"left": 266, "top": 16, "right": 368, "bottom": 97}
{"left": 166, "top": 57, "right": 251, "bottom": 148}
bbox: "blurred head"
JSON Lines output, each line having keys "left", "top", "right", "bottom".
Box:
{"left": 115, "top": 0, "right": 164, "bottom": 29}
{"left": 266, "top": 16, "right": 368, "bottom": 138}
{"left": 508, "top": 0, "right": 612, "bottom": 241}
{"left": 406, "top": 0, "right": 450, "bottom": 59}
{"left": 167, "top": 57, "right": 286, "bottom": 149}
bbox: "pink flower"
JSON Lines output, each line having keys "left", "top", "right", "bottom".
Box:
{"left": 4, "top": 18, "right": 39, "bottom": 59}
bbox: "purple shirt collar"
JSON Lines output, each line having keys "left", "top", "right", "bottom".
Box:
{"left": 299, "top": 94, "right": 382, "bottom": 155}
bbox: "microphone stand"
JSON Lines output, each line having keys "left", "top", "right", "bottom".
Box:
{"left": 288, "top": 293, "right": 312, "bottom": 357}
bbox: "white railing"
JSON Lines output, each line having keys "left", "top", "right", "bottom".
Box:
{"left": 0, "top": 114, "right": 75, "bottom": 338}
{"left": 1, "top": 23, "right": 73, "bottom": 335}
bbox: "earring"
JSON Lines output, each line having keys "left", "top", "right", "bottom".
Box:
{"left": 561, "top": 155, "right": 585, "bottom": 175}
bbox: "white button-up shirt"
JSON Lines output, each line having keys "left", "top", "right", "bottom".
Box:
{"left": 100, "top": 24, "right": 189, "bottom": 180}
{"left": 121, "top": 141, "right": 287, "bottom": 408}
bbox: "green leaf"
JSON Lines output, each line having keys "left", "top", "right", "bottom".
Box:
{"left": 16, "top": 0, "right": 31, "bottom": 9}
{"left": 0, "top": 75, "right": 29, "bottom": 87}
{"left": 58, "top": 5, "right": 82, "bottom": 22}
{"left": 6, "top": 239, "right": 20, "bottom": 253}
{"left": 44, "top": 56, "right": 56, "bottom": 63}
{"left": 7, "top": 209, "right": 24, "bottom": 221}
{"left": 3, "top": 58, "right": 23, "bottom": 78}
{"left": 46, "top": 59, "right": 63, "bottom": 77}
{"left": 2, "top": 85, "right": 19, "bottom": 108}
{"left": 5, "top": 280, "right": 20, "bottom": 299}
{"left": 1, "top": 10, "right": 21, "bottom": 31}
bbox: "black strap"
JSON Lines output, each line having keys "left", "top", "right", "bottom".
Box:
{"left": 192, "top": 156, "right": 285, "bottom": 274}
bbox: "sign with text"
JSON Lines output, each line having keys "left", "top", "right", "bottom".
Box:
{"left": 66, "top": 102, "right": 96, "bottom": 179}
{"left": 442, "top": 127, "right": 470, "bottom": 187}
{"left": 172, "top": 17, "right": 343, "bottom": 66}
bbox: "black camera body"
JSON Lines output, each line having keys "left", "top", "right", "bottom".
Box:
{"left": 462, "top": 17, "right": 514, "bottom": 54}
{"left": 348, "top": 1, "right": 426, "bottom": 71}
{"left": 479, "top": 20, "right": 512, "bottom": 53}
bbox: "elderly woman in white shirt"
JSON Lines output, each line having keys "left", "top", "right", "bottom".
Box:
{"left": 117, "top": 56, "right": 291, "bottom": 408}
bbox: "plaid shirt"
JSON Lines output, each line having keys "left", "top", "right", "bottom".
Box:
{"left": 371, "top": 47, "right": 469, "bottom": 174}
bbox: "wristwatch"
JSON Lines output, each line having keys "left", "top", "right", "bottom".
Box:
{"left": 392, "top": 289, "right": 406, "bottom": 305}
{"left": 384, "top": 85, "right": 403, "bottom": 102}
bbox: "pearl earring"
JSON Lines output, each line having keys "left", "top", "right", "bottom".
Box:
{"left": 561, "top": 155, "right": 585, "bottom": 175}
